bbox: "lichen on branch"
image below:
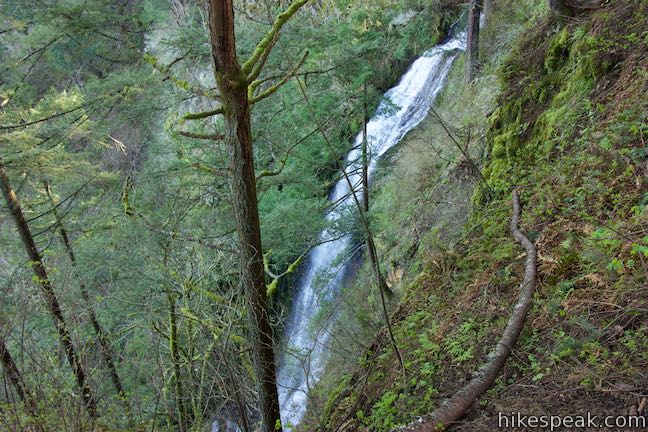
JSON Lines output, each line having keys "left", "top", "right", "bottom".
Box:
{"left": 240, "top": 0, "right": 311, "bottom": 76}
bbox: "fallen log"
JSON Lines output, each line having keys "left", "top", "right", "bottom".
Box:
{"left": 399, "top": 189, "right": 537, "bottom": 432}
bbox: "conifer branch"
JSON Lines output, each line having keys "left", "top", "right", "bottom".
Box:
{"left": 176, "top": 130, "right": 224, "bottom": 141}
{"left": 144, "top": 53, "right": 218, "bottom": 99}
{"left": 182, "top": 107, "right": 224, "bottom": 121}
{"left": 249, "top": 50, "right": 308, "bottom": 104}
{"left": 240, "top": 0, "right": 311, "bottom": 76}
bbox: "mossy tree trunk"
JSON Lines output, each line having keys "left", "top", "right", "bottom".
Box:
{"left": 167, "top": 292, "right": 188, "bottom": 431}
{"left": 207, "top": 1, "right": 283, "bottom": 430}
{"left": 0, "top": 162, "right": 97, "bottom": 418}
{"left": 185, "top": 1, "right": 309, "bottom": 428}
{"left": 465, "top": 0, "right": 482, "bottom": 83}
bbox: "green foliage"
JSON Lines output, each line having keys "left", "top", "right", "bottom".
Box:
{"left": 3, "top": 0, "right": 647, "bottom": 430}
{"left": 1, "top": 0, "right": 467, "bottom": 429}
{"left": 362, "top": 391, "right": 400, "bottom": 431}
{"left": 317, "top": 0, "right": 648, "bottom": 430}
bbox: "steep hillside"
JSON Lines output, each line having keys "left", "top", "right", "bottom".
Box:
{"left": 1, "top": 0, "right": 646, "bottom": 430}
{"left": 312, "top": 0, "right": 648, "bottom": 430}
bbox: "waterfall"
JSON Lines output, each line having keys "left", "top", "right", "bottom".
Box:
{"left": 277, "top": 32, "right": 467, "bottom": 428}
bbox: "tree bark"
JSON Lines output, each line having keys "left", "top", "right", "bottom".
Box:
{"left": 465, "top": 0, "right": 482, "bottom": 84}
{"left": 401, "top": 189, "right": 537, "bottom": 431}
{"left": 207, "top": 1, "right": 282, "bottom": 431}
{"left": 482, "top": 0, "right": 493, "bottom": 29}
{"left": 0, "top": 337, "right": 30, "bottom": 404}
{"left": 548, "top": 0, "right": 574, "bottom": 17}
{"left": 0, "top": 337, "right": 42, "bottom": 431}
{"left": 360, "top": 83, "right": 391, "bottom": 296}
{"left": 0, "top": 162, "right": 97, "bottom": 418}
{"left": 167, "top": 292, "right": 187, "bottom": 432}
{"left": 362, "top": 82, "right": 369, "bottom": 214}
{"left": 43, "top": 180, "right": 126, "bottom": 401}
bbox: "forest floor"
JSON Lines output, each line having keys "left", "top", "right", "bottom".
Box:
{"left": 308, "top": 0, "right": 648, "bottom": 431}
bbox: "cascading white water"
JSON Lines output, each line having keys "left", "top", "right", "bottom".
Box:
{"left": 277, "top": 32, "right": 467, "bottom": 428}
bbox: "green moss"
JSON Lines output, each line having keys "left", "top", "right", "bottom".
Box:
{"left": 477, "top": 22, "right": 610, "bottom": 200}
{"left": 544, "top": 27, "right": 571, "bottom": 73}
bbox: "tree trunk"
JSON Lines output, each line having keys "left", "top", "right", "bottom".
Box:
{"left": 362, "top": 82, "right": 369, "bottom": 214}
{"left": 1, "top": 338, "right": 30, "bottom": 404}
{"left": 465, "top": 0, "right": 482, "bottom": 84}
{"left": 167, "top": 292, "right": 188, "bottom": 432}
{"left": 0, "top": 162, "right": 97, "bottom": 418}
{"left": 0, "top": 337, "right": 42, "bottom": 431}
{"left": 207, "top": 1, "right": 282, "bottom": 431}
{"left": 361, "top": 85, "right": 390, "bottom": 295}
{"left": 482, "top": 0, "right": 493, "bottom": 29}
{"left": 548, "top": 0, "right": 574, "bottom": 17}
{"left": 43, "top": 180, "right": 126, "bottom": 401}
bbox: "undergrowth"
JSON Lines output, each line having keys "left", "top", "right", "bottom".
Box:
{"left": 308, "top": 0, "right": 648, "bottom": 431}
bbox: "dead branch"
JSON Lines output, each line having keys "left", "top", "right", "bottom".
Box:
{"left": 400, "top": 188, "right": 537, "bottom": 432}
{"left": 428, "top": 106, "right": 493, "bottom": 199}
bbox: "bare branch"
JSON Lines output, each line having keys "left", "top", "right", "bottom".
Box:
{"left": 401, "top": 189, "right": 537, "bottom": 432}
{"left": 142, "top": 223, "right": 236, "bottom": 255}
{"left": 0, "top": 103, "right": 87, "bottom": 131}
{"left": 0, "top": 88, "right": 125, "bottom": 131}
{"left": 192, "top": 162, "right": 229, "bottom": 177}
{"left": 26, "top": 177, "right": 95, "bottom": 223}
{"left": 253, "top": 65, "right": 338, "bottom": 88}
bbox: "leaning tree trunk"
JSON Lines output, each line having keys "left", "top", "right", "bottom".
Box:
{"left": 207, "top": 1, "right": 283, "bottom": 431}
{"left": 465, "top": 0, "right": 482, "bottom": 84}
{"left": 1, "top": 338, "right": 31, "bottom": 405}
{"left": 362, "top": 83, "right": 369, "bottom": 214}
{"left": 0, "top": 338, "right": 42, "bottom": 431}
{"left": 0, "top": 162, "right": 97, "bottom": 418}
{"left": 43, "top": 180, "right": 126, "bottom": 401}
{"left": 360, "top": 83, "right": 392, "bottom": 297}
{"left": 357, "top": 100, "right": 404, "bottom": 384}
